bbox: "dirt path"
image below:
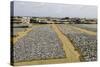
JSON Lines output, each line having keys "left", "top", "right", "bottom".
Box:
{"left": 12, "top": 28, "right": 33, "bottom": 44}
{"left": 69, "top": 25, "right": 96, "bottom": 35}
{"left": 12, "top": 24, "right": 48, "bottom": 44}
{"left": 51, "top": 23, "right": 80, "bottom": 62}
{"left": 13, "top": 24, "right": 80, "bottom": 66}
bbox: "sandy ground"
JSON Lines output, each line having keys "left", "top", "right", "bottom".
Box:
{"left": 14, "top": 23, "right": 81, "bottom": 66}
{"left": 51, "top": 23, "right": 80, "bottom": 62}
{"left": 69, "top": 25, "right": 96, "bottom": 35}
{"left": 13, "top": 23, "right": 96, "bottom": 66}
{"left": 12, "top": 24, "right": 49, "bottom": 44}
{"left": 12, "top": 28, "right": 33, "bottom": 44}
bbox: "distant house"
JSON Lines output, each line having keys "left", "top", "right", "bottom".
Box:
{"left": 85, "top": 19, "right": 97, "bottom": 24}
{"left": 11, "top": 16, "right": 31, "bottom": 24}
{"left": 30, "top": 17, "right": 47, "bottom": 24}
{"left": 69, "top": 18, "right": 78, "bottom": 24}
{"left": 21, "top": 17, "right": 30, "bottom": 24}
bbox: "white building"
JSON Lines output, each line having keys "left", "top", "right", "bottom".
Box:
{"left": 21, "top": 17, "right": 31, "bottom": 24}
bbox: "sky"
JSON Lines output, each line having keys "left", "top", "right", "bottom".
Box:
{"left": 11, "top": 1, "right": 97, "bottom": 18}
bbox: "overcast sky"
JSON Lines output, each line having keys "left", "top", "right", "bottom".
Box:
{"left": 11, "top": 1, "right": 97, "bottom": 18}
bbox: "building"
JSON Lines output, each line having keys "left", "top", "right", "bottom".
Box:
{"left": 11, "top": 16, "right": 31, "bottom": 24}
{"left": 21, "top": 17, "right": 30, "bottom": 24}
